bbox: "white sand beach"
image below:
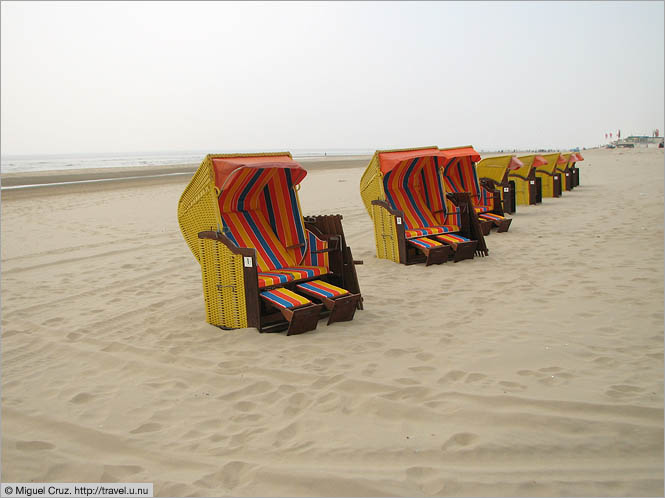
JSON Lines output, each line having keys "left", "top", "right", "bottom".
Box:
{"left": 1, "top": 147, "right": 663, "bottom": 496}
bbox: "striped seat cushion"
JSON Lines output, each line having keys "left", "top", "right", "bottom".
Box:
{"left": 258, "top": 272, "right": 293, "bottom": 289}
{"left": 436, "top": 233, "right": 471, "bottom": 244}
{"left": 273, "top": 266, "right": 328, "bottom": 280}
{"left": 405, "top": 226, "right": 458, "bottom": 239}
{"left": 478, "top": 212, "right": 506, "bottom": 221}
{"left": 408, "top": 237, "right": 444, "bottom": 250}
{"left": 260, "top": 288, "right": 311, "bottom": 309}
{"left": 296, "top": 280, "right": 349, "bottom": 299}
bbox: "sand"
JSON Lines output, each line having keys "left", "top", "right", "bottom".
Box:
{"left": 1, "top": 148, "right": 663, "bottom": 496}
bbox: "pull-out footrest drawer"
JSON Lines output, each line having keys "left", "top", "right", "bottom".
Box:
{"left": 296, "top": 280, "right": 361, "bottom": 325}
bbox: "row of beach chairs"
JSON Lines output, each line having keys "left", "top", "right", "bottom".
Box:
{"left": 177, "top": 147, "right": 583, "bottom": 335}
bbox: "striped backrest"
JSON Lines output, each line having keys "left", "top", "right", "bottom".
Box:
{"left": 441, "top": 155, "right": 493, "bottom": 210}
{"left": 218, "top": 167, "right": 308, "bottom": 272}
{"left": 382, "top": 156, "right": 448, "bottom": 230}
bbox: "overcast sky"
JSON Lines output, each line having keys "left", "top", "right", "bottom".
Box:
{"left": 1, "top": 1, "right": 663, "bottom": 155}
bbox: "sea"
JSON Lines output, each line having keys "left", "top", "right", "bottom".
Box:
{"left": 0, "top": 149, "right": 376, "bottom": 174}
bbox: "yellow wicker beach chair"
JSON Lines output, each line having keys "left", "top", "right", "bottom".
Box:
{"left": 476, "top": 155, "right": 524, "bottom": 214}
{"left": 439, "top": 146, "right": 512, "bottom": 233}
{"left": 512, "top": 155, "right": 547, "bottom": 205}
{"left": 568, "top": 152, "right": 584, "bottom": 187}
{"left": 556, "top": 153, "right": 574, "bottom": 191}
{"left": 178, "top": 152, "right": 362, "bottom": 335}
{"left": 534, "top": 153, "right": 563, "bottom": 198}
{"left": 359, "top": 146, "right": 488, "bottom": 266}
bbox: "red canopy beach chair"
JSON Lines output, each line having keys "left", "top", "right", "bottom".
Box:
{"left": 360, "top": 147, "right": 488, "bottom": 266}
{"left": 179, "top": 153, "right": 362, "bottom": 335}
{"left": 439, "top": 146, "right": 512, "bottom": 233}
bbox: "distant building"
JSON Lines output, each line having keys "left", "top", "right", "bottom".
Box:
{"left": 614, "top": 135, "right": 664, "bottom": 148}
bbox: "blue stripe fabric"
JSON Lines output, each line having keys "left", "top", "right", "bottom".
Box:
{"left": 241, "top": 211, "right": 284, "bottom": 269}
{"left": 297, "top": 282, "right": 336, "bottom": 299}
{"left": 261, "top": 291, "right": 294, "bottom": 309}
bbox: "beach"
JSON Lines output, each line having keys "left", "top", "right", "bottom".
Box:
{"left": 1, "top": 147, "right": 663, "bottom": 496}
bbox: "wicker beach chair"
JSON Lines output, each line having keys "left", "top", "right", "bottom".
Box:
{"left": 556, "top": 153, "right": 575, "bottom": 191}
{"left": 178, "top": 153, "right": 362, "bottom": 335}
{"left": 512, "top": 155, "right": 547, "bottom": 205}
{"left": 534, "top": 153, "right": 564, "bottom": 198}
{"left": 568, "top": 152, "right": 584, "bottom": 188}
{"left": 476, "top": 155, "right": 524, "bottom": 214}
{"left": 439, "top": 146, "right": 512, "bottom": 233}
{"left": 359, "top": 147, "right": 487, "bottom": 266}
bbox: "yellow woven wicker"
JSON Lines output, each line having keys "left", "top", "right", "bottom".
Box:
{"left": 513, "top": 155, "right": 537, "bottom": 205}
{"left": 558, "top": 153, "right": 572, "bottom": 190}
{"left": 359, "top": 146, "right": 437, "bottom": 262}
{"left": 535, "top": 153, "right": 562, "bottom": 198}
{"left": 198, "top": 237, "right": 247, "bottom": 328}
{"left": 178, "top": 151, "right": 292, "bottom": 328}
{"left": 476, "top": 155, "right": 513, "bottom": 203}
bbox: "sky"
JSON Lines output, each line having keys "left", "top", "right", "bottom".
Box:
{"left": 1, "top": 1, "right": 663, "bottom": 155}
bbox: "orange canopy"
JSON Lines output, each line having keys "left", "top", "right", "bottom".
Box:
{"left": 533, "top": 155, "right": 548, "bottom": 168}
{"left": 557, "top": 155, "right": 568, "bottom": 165}
{"left": 572, "top": 153, "right": 584, "bottom": 161}
{"left": 378, "top": 147, "right": 439, "bottom": 175}
{"left": 438, "top": 146, "right": 482, "bottom": 163}
{"left": 212, "top": 155, "right": 307, "bottom": 193}
{"left": 508, "top": 156, "right": 524, "bottom": 171}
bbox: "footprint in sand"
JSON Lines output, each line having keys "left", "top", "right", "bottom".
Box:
{"left": 16, "top": 440, "right": 55, "bottom": 451}
{"left": 130, "top": 422, "right": 162, "bottom": 434}
{"left": 498, "top": 381, "right": 527, "bottom": 392}
{"left": 70, "top": 392, "right": 94, "bottom": 404}
{"left": 464, "top": 373, "right": 488, "bottom": 383}
{"left": 441, "top": 432, "right": 479, "bottom": 451}
{"left": 438, "top": 370, "right": 467, "bottom": 383}
{"left": 606, "top": 384, "right": 644, "bottom": 399}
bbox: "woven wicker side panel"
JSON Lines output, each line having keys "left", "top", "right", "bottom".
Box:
{"left": 371, "top": 204, "right": 399, "bottom": 263}
{"left": 198, "top": 238, "right": 247, "bottom": 329}
{"left": 359, "top": 154, "right": 383, "bottom": 218}
{"left": 177, "top": 158, "right": 222, "bottom": 262}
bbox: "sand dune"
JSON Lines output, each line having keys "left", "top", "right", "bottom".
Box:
{"left": 1, "top": 148, "right": 663, "bottom": 496}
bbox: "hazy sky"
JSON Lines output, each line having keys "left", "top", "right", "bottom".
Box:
{"left": 1, "top": 1, "right": 663, "bottom": 155}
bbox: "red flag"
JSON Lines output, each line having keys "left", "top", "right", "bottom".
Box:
{"left": 605, "top": 133, "right": 608, "bottom": 139}
{"left": 610, "top": 133, "right": 613, "bottom": 138}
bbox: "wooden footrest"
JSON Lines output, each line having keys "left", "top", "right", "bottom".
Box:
{"left": 434, "top": 234, "right": 478, "bottom": 262}
{"left": 260, "top": 288, "right": 323, "bottom": 336}
{"left": 478, "top": 213, "right": 512, "bottom": 232}
{"left": 407, "top": 237, "right": 451, "bottom": 266}
{"left": 296, "top": 280, "right": 361, "bottom": 325}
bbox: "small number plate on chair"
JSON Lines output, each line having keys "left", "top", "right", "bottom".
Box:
{"left": 503, "top": 187, "right": 509, "bottom": 192}
{"left": 243, "top": 257, "right": 253, "bottom": 267}
{"left": 554, "top": 176, "right": 559, "bottom": 179}
{"left": 396, "top": 217, "right": 402, "bottom": 225}
{"left": 566, "top": 173, "right": 570, "bottom": 176}
{"left": 530, "top": 180, "right": 535, "bottom": 184}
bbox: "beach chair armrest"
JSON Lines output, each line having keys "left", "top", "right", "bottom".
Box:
{"left": 509, "top": 172, "right": 530, "bottom": 181}
{"left": 479, "top": 177, "right": 502, "bottom": 190}
{"left": 198, "top": 230, "right": 256, "bottom": 258}
{"left": 371, "top": 200, "right": 404, "bottom": 218}
{"left": 313, "top": 234, "right": 340, "bottom": 253}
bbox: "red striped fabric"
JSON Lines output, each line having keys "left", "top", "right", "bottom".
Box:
{"left": 296, "top": 280, "right": 349, "bottom": 299}
{"left": 436, "top": 233, "right": 471, "bottom": 244}
{"left": 408, "top": 237, "right": 443, "bottom": 249}
{"left": 478, "top": 212, "right": 505, "bottom": 221}
{"left": 260, "top": 288, "right": 311, "bottom": 309}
